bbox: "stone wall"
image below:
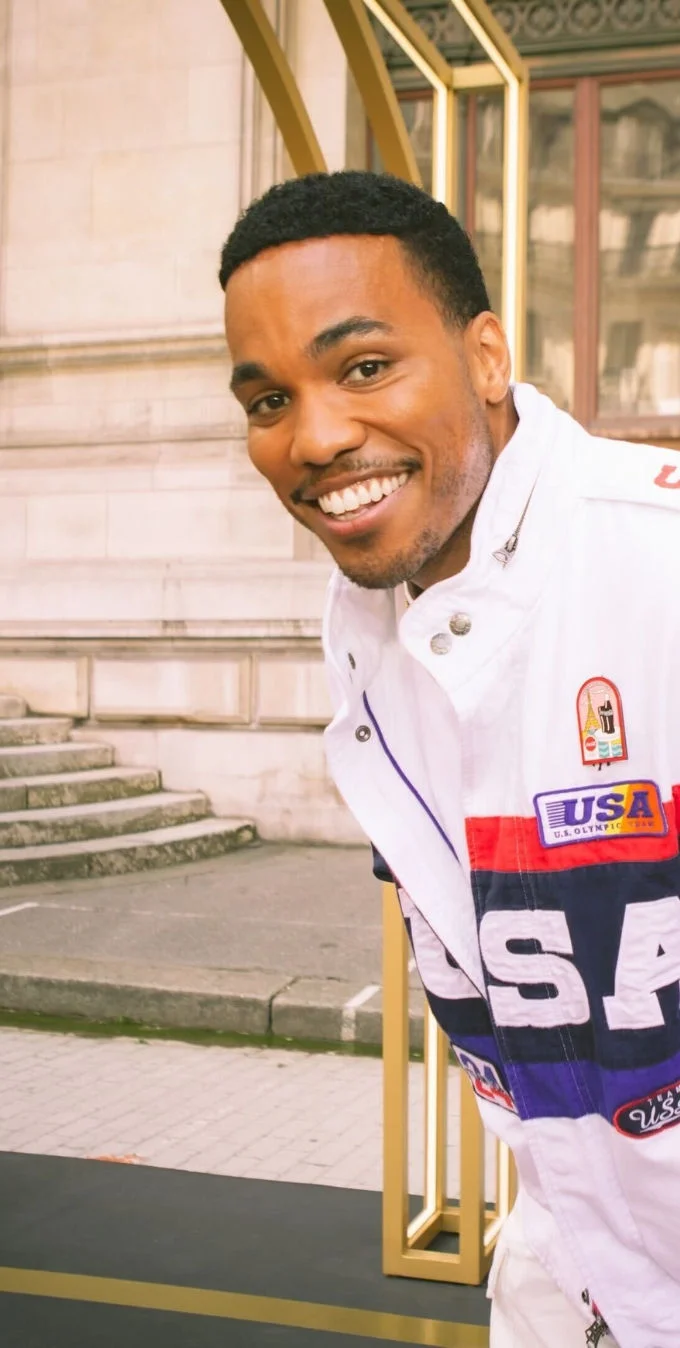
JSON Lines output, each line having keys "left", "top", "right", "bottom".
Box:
{"left": 0, "top": 0, "right": 360, "bottom": 843}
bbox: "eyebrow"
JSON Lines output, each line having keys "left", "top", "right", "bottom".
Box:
{"left": 230, "top": 360, "right": 272, "bottom": 394}
{"left": 229, "top": 316, "right": 394, "bottom": 395}
{"left": 306, "top": 316, "right": 394, "bottom": 360}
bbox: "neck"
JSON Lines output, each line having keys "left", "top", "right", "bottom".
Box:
{"left": 409, "top": 392, "right": 519, "bottom": 592}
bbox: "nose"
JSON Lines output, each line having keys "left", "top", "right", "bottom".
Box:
{"left": 289, "top": 389, "right": 366, "bottom": 468}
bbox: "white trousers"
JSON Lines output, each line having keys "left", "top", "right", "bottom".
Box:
{"left": 488, "top": 1203, "right": 618, "bottom": 1347}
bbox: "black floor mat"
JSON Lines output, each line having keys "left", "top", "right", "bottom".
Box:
{"left": 0, "top": 1152, "right": 490, "bottom": 1346}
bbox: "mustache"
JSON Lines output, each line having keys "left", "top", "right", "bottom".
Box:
{"left": 291, "top": 456, "right": 419, "bottom": 504}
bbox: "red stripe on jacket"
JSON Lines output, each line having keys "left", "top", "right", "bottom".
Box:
{"left": 466, "top": 800, "right": 678, "bottom": 874}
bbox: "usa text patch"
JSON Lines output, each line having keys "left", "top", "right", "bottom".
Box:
{"left": 534, "top": 779, "right": 668, "bottom": 848}
{"left": 614, "top": 1077, "right": 680, "bottom": 1138}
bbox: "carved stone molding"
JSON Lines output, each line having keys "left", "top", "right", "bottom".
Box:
{"left": 0, "top": 329, "right": 226, "bottom": 375}
{"left": 377, "top": 0, "right": 680, "bottom": 61}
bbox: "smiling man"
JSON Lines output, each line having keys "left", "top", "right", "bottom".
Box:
{"left": 221, "top": 171, "right": 680, "bottom": 1347}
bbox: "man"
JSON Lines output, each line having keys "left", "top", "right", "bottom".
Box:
{"left": 220, "top": 171, "right": 680, "bottom": 1347}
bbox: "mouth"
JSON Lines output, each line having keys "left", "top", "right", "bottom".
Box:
{"left": 308, "top": 472, "right": 411, "bottom": 537}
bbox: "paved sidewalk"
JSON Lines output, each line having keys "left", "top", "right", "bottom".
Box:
{"left": 0, "top": 1028, "right": 496, "bottom": 1198}
{"left": 0, "top": 844, "right": 424, "bottom": 1046}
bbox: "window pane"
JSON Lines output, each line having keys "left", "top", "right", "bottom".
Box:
{"left": 368, "top": 93, "right": 433, "bottom": 193}
{"left": 599, "top": 79, "right": 680, "bottom": 418}
{"left": 526, "top": 89, "right": 575, "bottom": 411}
{"left": 472, "top": 92, "right": 504, "bottom": 315}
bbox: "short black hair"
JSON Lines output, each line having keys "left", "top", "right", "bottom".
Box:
{"left": 219, "top": 170, "right": 490, "bottom": 326}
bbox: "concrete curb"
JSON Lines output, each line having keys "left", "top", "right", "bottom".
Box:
{"left": 0, "top": 957, "right": 426, "bottom": 1049}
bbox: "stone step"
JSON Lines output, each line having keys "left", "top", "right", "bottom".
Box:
{"left": 0, "top": 766, "right": 161, "bottom": 812}
{"left": 0, "top": 741, "right": 114, "bottom": 780}
{"left": 0, "top": 817, "right": 257, "bottom": 886}
{"left": 0, "top": 717, "right": 73, "bottom": 748}
{"left": 0, "top": 695, "right": 27, "bottom": 719}
{"left": 0, "top": 791, "right": 210, "bottom": 848}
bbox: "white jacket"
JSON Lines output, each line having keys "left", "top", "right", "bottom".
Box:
{"left": 323, "top": 384, "right": 680, "bottom": 1347}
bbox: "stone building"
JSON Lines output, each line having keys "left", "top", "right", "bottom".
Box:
{"left": 0, "top": 0, "right": 678, "bottom": 844}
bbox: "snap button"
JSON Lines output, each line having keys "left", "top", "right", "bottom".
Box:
{"left": 449, "top": 613, "right": 472, "bottom": 637}
{"left": 430, "top": 632, "right": 452, "bottom": 655}
{"left": 355, "top": 724, "right": 371, "bottom": 742}
{"left": 348, "top": 653, "right": 356, "bottom": 670}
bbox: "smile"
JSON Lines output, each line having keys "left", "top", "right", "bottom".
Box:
{"left": 317, "top": 472, "right": 409, "bottom": 518}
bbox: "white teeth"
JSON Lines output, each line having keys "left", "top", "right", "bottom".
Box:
{"left": 318, "top": 473, "right": 408, "bottom": 518}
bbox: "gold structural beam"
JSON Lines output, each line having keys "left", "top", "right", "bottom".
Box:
{"left": 219, "top": 0, "right": 327, "bottom": 176}
{"left": 445, "top": 0, "right": 529, "bottom": 377}
{"left": 323, "top": 0, "right": 422, "bottom": 186}
{"left": 364, "top": 0, "right": 456, "bottom": 210}
{"left": 382, "top": 883, "right": 516, "bottom": 1284}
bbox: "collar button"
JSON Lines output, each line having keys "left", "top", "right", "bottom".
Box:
{"left": 430, "top": 632, "right": 453, "bottom": 655}
{"left": 449, "top": 613, "right": 472, "bottom": 637}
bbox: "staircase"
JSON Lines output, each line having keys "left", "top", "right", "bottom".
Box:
{"left": 0, "top": 695, "right": 256, "bottom": 887}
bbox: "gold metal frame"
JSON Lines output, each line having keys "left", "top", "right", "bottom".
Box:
{"left": 383, "top": 884, "right": 516, "bottom": 1284}
{"left": 220, "top": 0, "right": 525, "bottom": 1287}
{"left": 218, "top": 0, "right": 327, "bottom": 176}
{"left": 362, "top": 0, "right": 456, "bottom": 208}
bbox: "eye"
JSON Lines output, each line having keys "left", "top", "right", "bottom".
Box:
{"left": 248, "top": 391, "right": 290, "bottom": 418}
{"left": 344, "top": 359, "right": 389, "bottom": 385}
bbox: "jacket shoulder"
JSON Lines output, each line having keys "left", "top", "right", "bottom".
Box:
{"left": 576, "top": 434, "right": 680, "bottom": 513}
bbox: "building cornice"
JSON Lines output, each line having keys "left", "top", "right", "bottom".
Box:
{"left": 0, "top": 328, "right": 227, "bottom": 375}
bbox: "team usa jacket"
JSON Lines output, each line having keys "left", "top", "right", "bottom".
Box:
{"left": 322, "top": 384, "right": 680, "bottom": 1347}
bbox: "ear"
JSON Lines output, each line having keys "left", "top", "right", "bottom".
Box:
{"left": 463, "top": 312, "right": 512, "bottom": 408}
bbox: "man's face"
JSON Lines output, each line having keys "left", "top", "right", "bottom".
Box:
{"left": 224, "top": 234, "right": 510, "bottom": 590}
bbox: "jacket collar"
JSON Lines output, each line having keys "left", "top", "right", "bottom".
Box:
{"left": 323, "top": 385, "right": 582, "bottom": 702}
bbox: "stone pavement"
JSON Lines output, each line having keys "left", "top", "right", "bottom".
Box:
{"left": 0, "top": 844, "right": 425, "bottom": 1047}
{"left": 0, "top": 1028, "right": 496, "bottom": 1199}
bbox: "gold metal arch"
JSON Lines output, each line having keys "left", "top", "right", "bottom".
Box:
{"left": 218, "top": 0, "right": 327, "bottom": 176}
{"left": 323, "top": 0, "right": 423, "bottom": 184}
{"left": 361, "top": 0, "right": 456, "bottom": 209}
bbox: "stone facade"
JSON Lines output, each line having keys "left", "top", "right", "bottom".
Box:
{"left": 0, "top": 0, "right": 361, "bottom": 843}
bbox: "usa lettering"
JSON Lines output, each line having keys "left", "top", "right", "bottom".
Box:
{"left": 563, "top": 791, "right": 652, "bottom": 827}
{"left": 478, "top": 899, "right": 680, "bottom": 1031}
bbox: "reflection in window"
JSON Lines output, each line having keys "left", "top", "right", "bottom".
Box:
{"left": 368, "top": 93, "right": 433, "bottom": 193}
{"left": 472, "top": 93, "right": 504, "bottom": 315}
{"left": 526, "top": 90, "right": 575, "bottom": 411}
{"left": 599, "top": 80, "right": 680, "bottom": 418}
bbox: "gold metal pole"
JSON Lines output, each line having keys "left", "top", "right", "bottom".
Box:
{"left": 420, "top": 1007, "right": 448, "bottom": 1230}
{"left": 445, "top": 0, "right": 529, "bottom": 377}
{"left": 323, "top": 0, "right": 422, "bottom": 186}
{"left": 448, "top": 0, "right": 528, "bottom": 82}
{"left": 503, "top": 74, "right": 529, "bottom": 379}
{"left": 382, "top": 882, "right": 410, "bottom": 1275}
{"left": 219, "top": 0, "right": 327, "bottom": 177}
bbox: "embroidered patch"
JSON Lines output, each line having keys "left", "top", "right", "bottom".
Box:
{"left": 534, "top": 779, "right": 668, "bottom": 848}
{"left": 577, "top": 677, "right": 627, "bottom": 766}
{"left": 453, "top": 1045, "right": 517, "bottom": 1113}
{"left": 613, "top": 1077, "right": 680, "bottom": 1138}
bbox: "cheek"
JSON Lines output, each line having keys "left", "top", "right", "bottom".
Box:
{"left": 247, "top": 429, "right": 291, "bottom": 490}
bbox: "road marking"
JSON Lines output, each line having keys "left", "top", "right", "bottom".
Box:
{"left": 0, "top": 1266, "right": 489, "bottom": 1345}
{"left": 0, "top": 902, "right": 38, "bottom": 919}
{"left": 341, "top": 983, "right": 380, "bottom": 1042}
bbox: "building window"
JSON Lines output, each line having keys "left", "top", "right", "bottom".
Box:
{"left": 368, "top": 70, "right": 680, "bottom": 439}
